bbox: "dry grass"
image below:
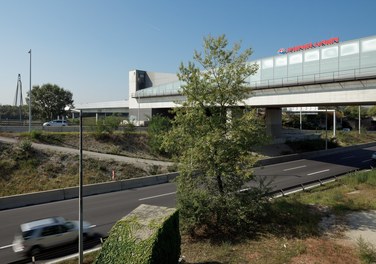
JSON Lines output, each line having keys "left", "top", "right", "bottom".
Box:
{"left": 180, "top": 235, "right": 360, "bottom": 264}
{"left": 0, "top": 142, "right": 149, "bottom": 196}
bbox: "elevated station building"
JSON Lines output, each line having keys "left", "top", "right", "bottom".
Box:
{"left": 78, "top": 35, "right": 376, "bottom": 137}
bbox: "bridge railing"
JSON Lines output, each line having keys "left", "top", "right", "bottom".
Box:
{"left": 131, "top": 66, "right": 376, "bottom": 98}
{"left": 251, "top": 66, "right": 376, "bottom": 89}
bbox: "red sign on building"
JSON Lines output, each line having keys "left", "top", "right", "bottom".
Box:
{"left": 278, "top": 37, "right": 339, "bottom": 54}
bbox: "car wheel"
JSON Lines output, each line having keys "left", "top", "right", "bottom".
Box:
{"left": 30, "top": 246, "right": 42, "bottom": 257}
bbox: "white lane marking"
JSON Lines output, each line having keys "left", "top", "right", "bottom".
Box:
{"left": 139, "top": 192, "right": 176, "bottom": 201}
{"left": 0, "top": 244, "right": 13, "bottom": 250}
{"left": 362, "top": 159, "right": 372, "bottom": 163}
{"left": 283, "top": 165, "right": 307, "bottom": 171}
{"left": 307, "top": 169, "right": 330, "bottom": 176}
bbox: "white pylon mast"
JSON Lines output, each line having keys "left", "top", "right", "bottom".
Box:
{"left": 14, "top": 74, "right": 23, "bottom": 122}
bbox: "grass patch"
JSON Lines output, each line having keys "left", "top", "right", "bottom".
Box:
{"left": 290, "top": 170, "right": 376, "bottom": 213}
{"left": 357, "top": 237, "right": 376, "bottom": 264}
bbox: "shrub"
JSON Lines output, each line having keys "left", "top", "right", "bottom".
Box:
{"left": 357, "top": 236, "right": 376, "bottom": 264}
{"left": 18, "top": 139, "right": 32, "bottom": 152}
{"left": 96, "top": 115, "right": 121, "bottom": 135}
{"left": 30, "top": 130, "right": 43, "bottom": 140}
{"left": 0, "top": 158, "right": 17, "bottom": 180}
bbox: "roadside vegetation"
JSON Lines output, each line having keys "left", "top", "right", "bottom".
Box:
{"left": 61, "top": 169, "right": 376, "bottom": 264}
{"left": 0, "top": 135, "right": 171, "bottom": 196}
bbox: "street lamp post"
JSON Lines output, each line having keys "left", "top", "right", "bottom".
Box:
{"left": 65, "top": 107, "right": 83, "bottom": 264}
{"left": 78, "top": 109, "right": 83, "bottom": 264}
{"left": 28, "top": 49, "right": 32, "bottom": 132}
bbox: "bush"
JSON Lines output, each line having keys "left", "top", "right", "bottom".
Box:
{"left": 17, "top": 139, "right": 32, "bottom": 152}
{"left": 121, "top": 122, "right": 136, "bottom": 134}
{"left": 96, "top": 115, "right": 122, "bottom": 135}
{"left": 30, "top": 130, "right": 43, "bottom": 140}
{"left": 357, "top": 237, "right": 376, "bottom": 264}
{"left": 179, "top": 184, "right": 270, "bottom": 237}
{"left": 147, "top": 115, "right": 171, "bottom": 155}
{"left": 0, "top": 158, "right": 17, "bottom": 180}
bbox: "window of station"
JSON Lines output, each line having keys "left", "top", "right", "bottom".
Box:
{"left": 261, "top": 58, "right": 274, "bottom": 82}
{"left": 339, "top": 41, "right": 360, "bottom": 74}
{"left": 274, "top": 56, "right": 287, "bottom": 81}
{"left": 320, "top": 46, "right": 339, "bottom": 78}
{"left": 360, "top": 38, "right": 376, "bottom": 69}
{"left": 288, "top": 53, "right": 303, "bottom": 82}
{"left": 303, "top": 50, "right": 320, "bottom": 81}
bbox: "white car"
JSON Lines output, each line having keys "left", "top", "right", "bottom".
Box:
{"left": 13, "top": 217, "right": 94, "bottom": 256}
{"left": 42, "top": 120, "right": 68, "bottom": 127}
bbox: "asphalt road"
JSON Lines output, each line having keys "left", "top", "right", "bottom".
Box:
{"left": 1, "top": 144, "right": 375, "bottom": 263}
{"left": 0, "top": 183, "right": 177, "bottom": 263}
{"left": 253, "top": 145, "right": 376, "bottom": 192}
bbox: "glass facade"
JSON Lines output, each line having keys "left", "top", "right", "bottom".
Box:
{"left": 247, "top": 35, "right": 376, "bottom": 88}
{"left": 135, "top": 35, "right": 376, "bottom": 97}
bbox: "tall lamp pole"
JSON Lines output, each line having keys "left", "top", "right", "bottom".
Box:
{"left": 79, "top": 109, "right": 83, "bottom": 264}
{"left": 65, "top": 107, "right": 83, "bottom": 264}
{"left": 28, "top": 49, "right": 32, "bottom": 132}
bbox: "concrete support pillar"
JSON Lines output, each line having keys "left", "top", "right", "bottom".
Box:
{"left": 265, "top": 107, "right": 282, "bottom": 138}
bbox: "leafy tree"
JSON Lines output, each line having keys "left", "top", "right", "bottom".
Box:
{"left": 343, "top": 106, "right": 367, "bottom": 119}
{"left": 0, "top": 105, "right": 28, "bottom": 120}
{"left": 27, "top": 84, "right": 74, "bottom": 121}
{"left": 163, "top": 35, "right": 269, "bottom": 236}
{"left": 147, "top": 114, "right": 171, "bottom": 155}
{"left": 368, "top": 105, "right": 376, "bottom": 118}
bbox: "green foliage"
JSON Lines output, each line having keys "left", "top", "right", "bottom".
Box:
{"left": 367, "top": 105, "right": 376, "bottom": 118}
{"left": 27, "top": 83, "right": 74, "bottom": 121}
{"left": 0, "top": 104, "right": 29, "bottom": 120}
{"left": 341, "top": 170, "right": 376, "bottom": 187}
{"left": 17, "top": 139, "right": 32, "bottom": 153}
{"left": 0, "top": 158, "right": 17, "bottom": 180}
{"left": 343, "top": 106, "right": 368, "bottom": 119}
{"left": 163, "top": 34, "right": 269, "bottom": 236}
{"left": 121, "top": 122, "right": 136, "bottom": 134}
{"left": 30, "top": 130, "right": 43, "bottom": 140}
{"left": 95, "top": 207, "right": 180, "bottom": 264}
{"left": 357, "top": 237, "right": 376, "bottom": 264}
{"left": 95, "top": 115, "right": 122, "bottom": 136}
{"left": 147, "top": 114, "right": 171, "bottom": 155}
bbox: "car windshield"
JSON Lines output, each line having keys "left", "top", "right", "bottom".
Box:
{"left": 22, "top": 229, "right": 36, "bottom": 240}
{"left": 64, "top": 221, "right": 75, "bottom": 230}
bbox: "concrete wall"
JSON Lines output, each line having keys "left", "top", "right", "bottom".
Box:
{"left": 0, "top": 172, "right": 178, "bottom": 210}
{"left": 265, "top": 108, "right": 282, "bottom": 138}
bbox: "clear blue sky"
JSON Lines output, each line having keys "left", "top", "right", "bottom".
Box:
{"left": 1, "top": 0, "right": 375, "bottom": 105}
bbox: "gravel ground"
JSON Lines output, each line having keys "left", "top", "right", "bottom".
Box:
{"left": 345, "top": 210, "right": 376, "bottom": 246}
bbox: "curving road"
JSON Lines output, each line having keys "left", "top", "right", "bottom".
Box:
{"left": 0, "top": 138, "right": 375, "bottom": 263}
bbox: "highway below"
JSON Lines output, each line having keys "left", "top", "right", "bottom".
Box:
{"left": 1, "top": 144, "right": 375, "bottom": 263}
